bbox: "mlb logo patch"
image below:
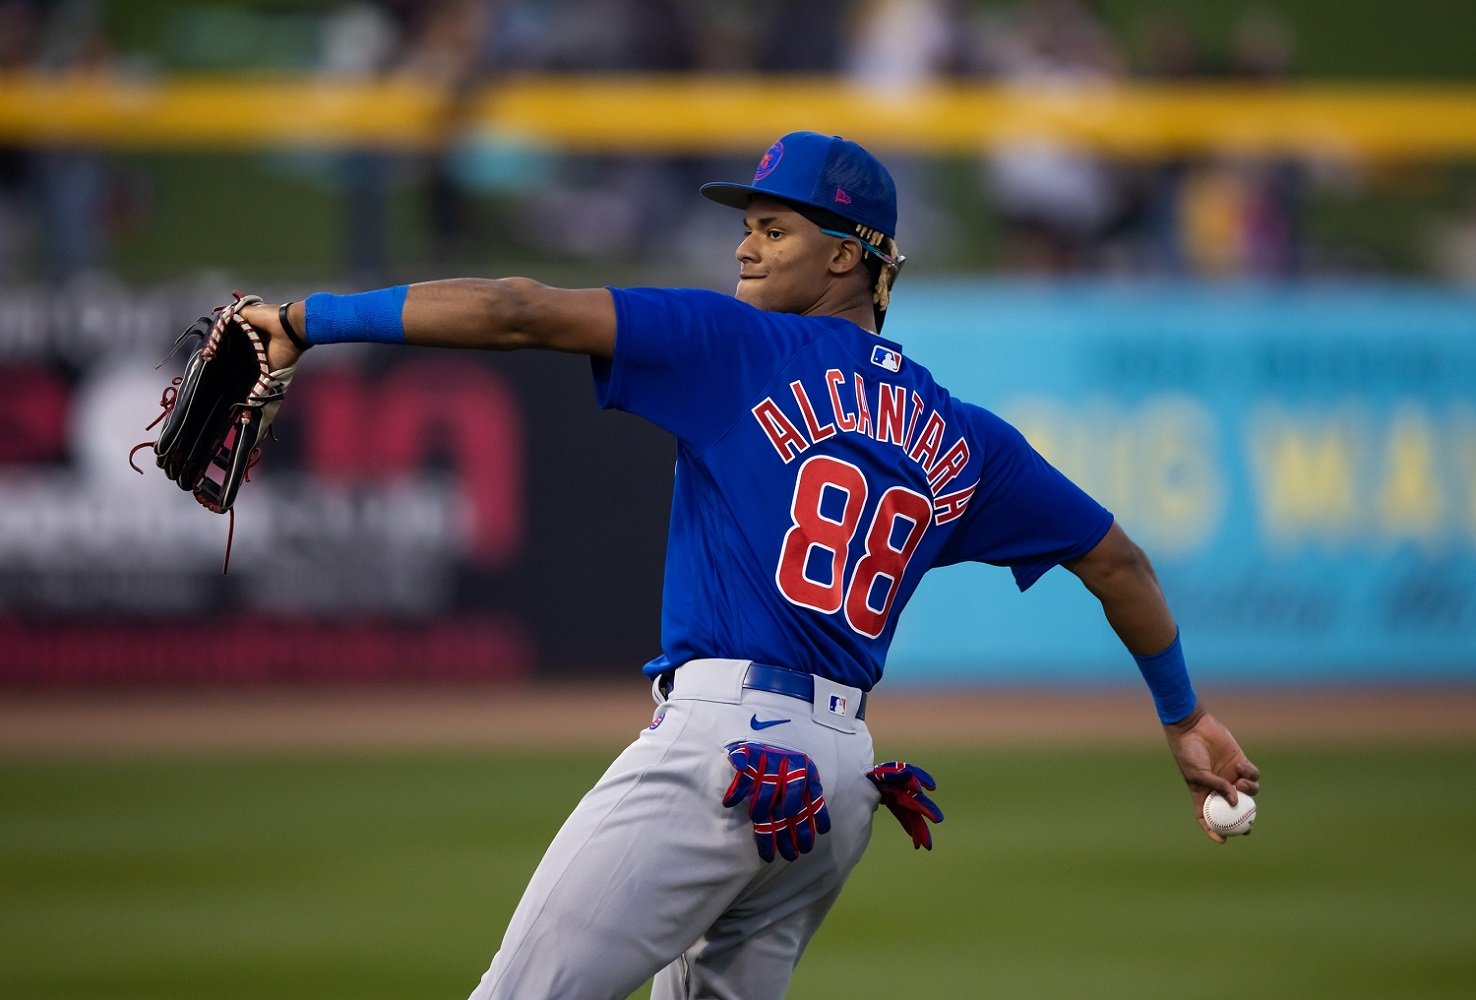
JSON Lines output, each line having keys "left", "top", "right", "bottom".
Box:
{"left": 828, "top": 694, "right": 847, "bottom": 716}
{"left": 870, "top": 344, "right": 903, "bottom": 372}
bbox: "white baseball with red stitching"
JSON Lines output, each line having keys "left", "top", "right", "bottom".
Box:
{"left": 1202, "top": 791, "right": 1256, "bottom": 836}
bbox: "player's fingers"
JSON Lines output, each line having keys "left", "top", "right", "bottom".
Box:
{"left": 721, "top": 771, "right": 753, "bottom": 809}
{"left": 882, "top": 790, "right": 939, "bottom": 820}
{"left": 755, "top": 832, "right": 776, "bottom": 863}
{"left": 908, "top": 814, "right": 933, "bottom": 850}
{"left": 778, "top": 761, "right": 806, "bottom": 819}
{"left": 794, "top": 814, "right": 815, "bottom": 856}
{"left": 1193, "top": 768, "right": 1238, "bottom": 801}
{"left": 1236, "top": 758, "right": 1261, "bottom": 782}
{"left": 906, "top": 764, "right": 937, "bottom": 790}
{"left": 750, "top": 773, "right": 779, "bottom": 821}
{"left": 814, "top": 798, "right": 831, "bottom": 837}
{"left": 913, "top": 791, "right": 944, "bottom": 823}
{"left": 888, "top": 787, "right": 943, "bottom": 822}
{"left": 749, "top": 754, "right": 782, "bottom": 818}
{"left": 777, "top": 822, "right": 801, "bottom": 862}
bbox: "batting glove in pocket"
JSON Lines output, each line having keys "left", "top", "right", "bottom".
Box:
{"left": 866, "top": 761, "right": 944, "bottom": 850}
{"left": 722, "top": 741, "right": 832, "bottom": 863}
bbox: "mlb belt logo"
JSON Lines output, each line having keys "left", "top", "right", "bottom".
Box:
{"left": 870, "top": 345, "right": 902, "bottom": 372}
{"left": 828, "top": 694, "right": 848, "bottom": 716}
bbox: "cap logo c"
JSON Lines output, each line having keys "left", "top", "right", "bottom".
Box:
{"left": 754, "top": 140, "right": 784, "bottom": 181}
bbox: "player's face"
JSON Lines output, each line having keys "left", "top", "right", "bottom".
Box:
{"left": 733, "top": 198, "right": 840, "bottom": 316}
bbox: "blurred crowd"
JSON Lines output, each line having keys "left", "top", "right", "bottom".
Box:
{"left": 0, "top": 0, "right": 137, "bottom": 283}
{"left": 1, "top": 0, "right": 1473, "bottom": 286}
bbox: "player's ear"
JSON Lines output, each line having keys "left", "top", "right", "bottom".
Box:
{"left": 827, "top": 237, "right": 866, "bottom": 277}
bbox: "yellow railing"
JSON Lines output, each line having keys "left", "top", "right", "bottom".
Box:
{"left": 3, "top": 73, "right": 1476, "bottom": 159}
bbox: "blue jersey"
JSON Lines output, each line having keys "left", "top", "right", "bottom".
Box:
{"left": 594, "top": 288, "right": 1113, "bottom": 690}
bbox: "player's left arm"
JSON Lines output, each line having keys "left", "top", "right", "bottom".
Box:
{"left": 241, "top": 278, "right": 617, "bottom": 372}
{"left": 1064, "top": 521, "right": 1261, "bottom": 843}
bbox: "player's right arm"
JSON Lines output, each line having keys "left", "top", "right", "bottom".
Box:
{"left": 246, "top": 278, "right": 616, "bottom": 371}
{"left": 1064, "top": 522, "right": 1261, "bottom": 843}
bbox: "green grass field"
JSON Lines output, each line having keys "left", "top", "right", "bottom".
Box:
{"left": 3, "top": 743, "right": 1473, "bottom": 999}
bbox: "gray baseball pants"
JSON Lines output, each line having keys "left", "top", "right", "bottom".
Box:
{"left": 465, "top": 658, "right": 879, "bottom": 1000}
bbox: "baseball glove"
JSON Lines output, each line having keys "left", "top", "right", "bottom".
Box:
{"left": 130, "top": 292, "right": 298, "bottom": 569}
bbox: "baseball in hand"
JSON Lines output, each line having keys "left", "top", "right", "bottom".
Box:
{"left": 1202, "top": 791, "right": 1256, "bottom": 836}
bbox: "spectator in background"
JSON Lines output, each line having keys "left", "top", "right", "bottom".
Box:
{"left": 396, "top": 0, "right": 497, "bottom": 269}
{"left": 974, "top": 0, "right": 1137, "bottom": 274}
{"left": 0, "top": 0, "right": 40, "bottom": 281}
{"left": 844, "top": 0, "right": 971, "bottom": 258}
{"left": 321, "top": 0, "right": 497, "bottom": 281}
{"left": 754, "top": 0, "right": 850, "bottom": 74}
{"left": 1222, "top": 8, "right": 1302, "bottom": 278}
{"left": 320, "top": 2, "right": 404, "bottom": 285}
{"left": 1126, "top": 8, "right": 1206, "bottom": 275}
{"left": 12, "top": 0, "right": 127, "bottom": 282}
{"left": 1427, "top": 183, "right": 1476, "bottom": 286}
{"left": 1136, "top": 6, "right": 1304, "bottom": 279}
{"left": 513, "top": 0, "right": 710, "bottom": 263}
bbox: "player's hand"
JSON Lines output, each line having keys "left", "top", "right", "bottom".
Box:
{"left": 239, "top": 300, "right": 305, "bottom": 373}
{"left": 1163, "top": 707, "right": 1260, "bottom": 844}
{"left": 721, "top": 741, "right": 831, "bottom": 863}
{"left": 866, "top": 761, "right": 944, "bottom": 850}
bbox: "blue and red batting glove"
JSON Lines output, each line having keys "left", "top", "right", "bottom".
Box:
{"left": 722, "top": 741, "right": 832, "bottom": 863}
{"left": 866, "top": 761, "right": 944, "bottom": 850}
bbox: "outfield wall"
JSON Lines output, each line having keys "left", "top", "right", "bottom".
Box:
{"left": 1, "top": 277, "right": 1472, "bottom": 686}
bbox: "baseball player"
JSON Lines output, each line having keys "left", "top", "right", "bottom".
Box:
{"left": 232, "top": 131, "right": 1260, "bottom": 999}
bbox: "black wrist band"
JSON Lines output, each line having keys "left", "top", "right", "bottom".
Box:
{"left": 278, "top": 302, "right": 310, "bottom": 352}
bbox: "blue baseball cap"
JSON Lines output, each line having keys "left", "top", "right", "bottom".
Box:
{"left": 700, "top": 131, "right": 898, "bottom": 242}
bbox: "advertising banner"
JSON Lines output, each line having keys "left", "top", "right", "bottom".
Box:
{"left": 885, "top": 281, "right": 1476, "bottom": 684}
{"left": 0, "top": 275, "right": 673, "bottom": 686}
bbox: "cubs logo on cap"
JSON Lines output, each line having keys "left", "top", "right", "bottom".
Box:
{"left": 754, "top": 140, "right": 783, "bottom": 181}
{"left": 700, "top": 131, "right": 897, "bottom": 240}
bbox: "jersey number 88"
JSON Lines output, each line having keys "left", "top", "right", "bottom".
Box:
{"left": 775, "top": 455, "right": 931, "bottom": 638}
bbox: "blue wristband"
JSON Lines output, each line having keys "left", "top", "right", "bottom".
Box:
{"left": 304, "top": 285, "right": 409, "bottom": 345}
{"left": 1133, "top": 630, "right": 1198, "bottom": 725}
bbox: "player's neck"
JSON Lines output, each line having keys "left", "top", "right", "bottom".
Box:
{"left": 802, "top": 287, "right": 876, "bottom": 334}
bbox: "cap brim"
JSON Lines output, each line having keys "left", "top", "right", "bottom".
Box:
{"left": 699, "top": 182, "right": 765, "bottom": 210}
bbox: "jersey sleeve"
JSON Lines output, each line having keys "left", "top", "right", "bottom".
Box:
{"left": 592, "top": 287, "right": 812, "bottom": 449}
{"left": 935, "top": 406, "right": 1114, "bottom": 591}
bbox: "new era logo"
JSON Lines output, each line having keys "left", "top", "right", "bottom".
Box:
{"left": 834, "top": 187, "right": 852, "bottom": 205}
{"left": 870, "top": 344, "right": 902, "bottom": 372}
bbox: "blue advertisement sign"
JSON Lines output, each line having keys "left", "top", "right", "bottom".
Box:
{"left": 885, "top": 280, "right": 1476, "bottom": 684}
